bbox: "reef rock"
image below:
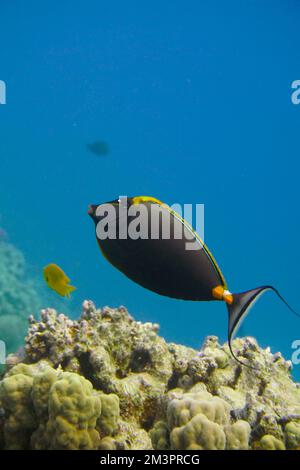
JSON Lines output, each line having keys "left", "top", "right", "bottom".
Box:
{"left": 0, "top": 240, "right": 42, "bottom": 353}
{"left": 0, "top": 301, "right": 300, "bottom": 450}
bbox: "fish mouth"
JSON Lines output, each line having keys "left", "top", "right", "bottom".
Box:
{"left": 87, "top": 204, "right": 97, "bottom": 217}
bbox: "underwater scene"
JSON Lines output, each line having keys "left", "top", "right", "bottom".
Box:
{"left": 0, "top": 0, "right": 300, "bottom": 454}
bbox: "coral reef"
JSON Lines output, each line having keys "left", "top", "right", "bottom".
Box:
{"left": 0, "top": 301, "right": 300, "bottom": 450}
{"left": 164, "top": 386, "right": 251, "bottom": 450}
{"left": 0, "top": 240, "right": 42, "bottom": 353}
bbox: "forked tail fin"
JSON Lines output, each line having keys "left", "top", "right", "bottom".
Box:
{"left": 227, "top": 286, "right": 300, "bottom": 368}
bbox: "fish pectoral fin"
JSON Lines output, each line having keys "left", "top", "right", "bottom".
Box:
{"left": 67, "top": 284, "right": 76, "bottom": 295}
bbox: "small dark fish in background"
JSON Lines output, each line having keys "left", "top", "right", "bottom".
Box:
{"left": 87, "top": 141, "right": 109, "bottom": 156}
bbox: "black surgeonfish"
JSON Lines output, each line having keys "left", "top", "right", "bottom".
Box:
{"left": 87, "top": 141, "right": 109, "bottom": 156}
{"left": 88, "top": 196, "right": 299, "bottom": 367}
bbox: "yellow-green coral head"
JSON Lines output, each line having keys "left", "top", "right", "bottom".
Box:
{"left": 43, "top": 263, "right": 76, "bottom": 298}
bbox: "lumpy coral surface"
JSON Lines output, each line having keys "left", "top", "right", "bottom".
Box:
{"left": 0, "top": 301, "right": 300, "bottom": 450}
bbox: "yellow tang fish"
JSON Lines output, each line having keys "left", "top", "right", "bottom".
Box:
{"left": 43, "top": 263, "right": 76, "bottom": 298}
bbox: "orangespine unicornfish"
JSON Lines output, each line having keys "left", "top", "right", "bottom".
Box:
{"left": 88, "top": 196, "right": 299, "bottom": 368}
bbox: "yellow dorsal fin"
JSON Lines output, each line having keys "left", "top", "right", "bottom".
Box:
{"left": 132, "top": 196, "right": 164, "bottom": 206}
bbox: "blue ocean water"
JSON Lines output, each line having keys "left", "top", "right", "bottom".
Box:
{"left": 0, "top": 1, "right": 300, "bottom": 377}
